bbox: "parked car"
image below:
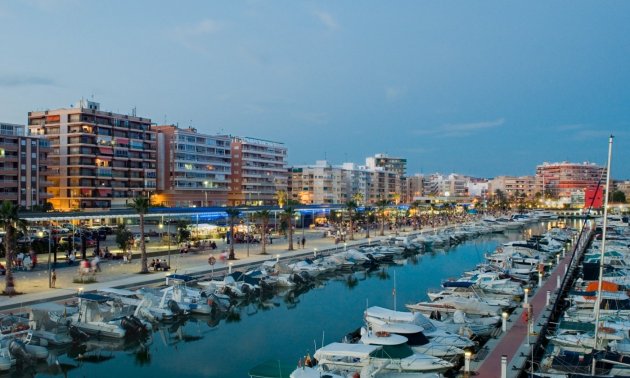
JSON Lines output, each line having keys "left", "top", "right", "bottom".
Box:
{"left": 133, "top": 234, "right": 150, "bottom": 244}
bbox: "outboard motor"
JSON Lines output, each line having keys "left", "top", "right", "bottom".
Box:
{"left": 9, "top": 339, "right": 32, "bottom": 363}
{"left": 167, "top": 299, "right": 183, "bottom": 315}
{"left": 121, "top": 315, "right": 147, "bottom": 335}
{"left": 68, "top": 325, "right": 90, "bottom": 342}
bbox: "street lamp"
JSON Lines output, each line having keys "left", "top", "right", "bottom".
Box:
{"left": 203, "top": 181, "right": 209, "bottom": 207}
{"left": 41, "top": 228, "right": 52, "bottom": 288}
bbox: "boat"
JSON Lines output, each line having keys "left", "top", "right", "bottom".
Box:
{"left": 313, "top": 342, "right": 453, "bottom": 374}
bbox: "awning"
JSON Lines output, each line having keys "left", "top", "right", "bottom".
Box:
{"left": 80, "top": 189, "right": 92, "bottom": 195}
{"left": 99, "top": 147, "right": 113, "bottom": 154}
{"left": 96, "top": 156, "right": 112, "bottom": 161}
{"left": 115, "top": 137, "right": 129, "bottom": 144}
{"left": 98, "top": 188, "right": 113, "bottom": 196}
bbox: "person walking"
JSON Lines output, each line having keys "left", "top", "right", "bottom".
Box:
{"left": 301, "top": 237, "right": 306, "bottom": 249}
{"left": 51, "top": 269, "right": 57, "bottom": 288}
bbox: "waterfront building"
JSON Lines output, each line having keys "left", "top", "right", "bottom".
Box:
{"left": 229, "top": 137, "right": 288, "bottom": 206}
{"left": 289, "top": 161, "right": 345, "bottom": 204}
{"left": 366, "top": 153, "right": 407, "bottom": 177}
{"left": 535, "top": 161, "right": 606, "bottom": 199}
{"left": 153, "top": 125, "right": 231, "bottom": 207}
{"left": 28, "top": 100, "right": 157, "bottom": 211}
{"left": 614, "top": 180, "right": 630, "bottom": 201}
{"left": 0, "top": 122, "right": 51, "bottom": 209}
{"left": 406, "top": 174, "right": 426, "bottom": 201}
{"left": 488, "top": 175, "right": 537, "bottom": 198}
{"left": 421, "top": 173, "right": 469, "bottom": 197}
{"left": 466, "top": 179, "right": 489, "bottom": 198}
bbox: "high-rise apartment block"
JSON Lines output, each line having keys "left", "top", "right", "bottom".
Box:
{"left": 153, "top": 125, "right": 231, "bottom": 207}
{"left": 0, "top": 122, "right": 50, "bottom": 209}
{"left": 366, "top": 153, "right": 407, "bottom": 177}
{"left": 229, "top": 137, "right": 288, "bottom": 206}
{"left": 28, "top": 100, "right": 157, "bottom": 211}
{"left": 536, "top": 162, "right": 606, "bottom": 199}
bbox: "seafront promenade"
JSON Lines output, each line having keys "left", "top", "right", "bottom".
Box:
{"left": 0, "top": 226, "right": 431, "bottom": 312}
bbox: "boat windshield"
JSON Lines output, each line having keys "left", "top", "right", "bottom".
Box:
{"left": 374, "top": 344, "right": 414, "bottom": 359}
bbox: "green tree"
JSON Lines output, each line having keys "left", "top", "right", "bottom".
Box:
{"left": 176, "top": 220, "right": 191, "bottom": 244}
{"left": 254, "top": 210, "right": 271, "bottom": 255}
{"left": 352, "top": 192, "right": 364, "bottom": 206}
{"left": 115, "top": 224, "right": 133, "bottom": 257}
{"left": 375, "top": 199, "right": 390, "bottom": 236}
{"left": 280, "top": 206, "right": 296, "bottom": 251}
{"left": 363, "top": 206, "right": 376, "bottom": 239}
{"left": 345, "top": 200, "right": 358, "bottom": 240}
{"left": 611, "top": 190, "right": 627, "bottom": 203}
{"left": 128, "top": 196, "right": 150, "bottom": 274}
{"left": 225, "top": 208, "right": 241, "bottom": 260}
{"left": 0, "top": 201, "right": 27, "bottom": 295}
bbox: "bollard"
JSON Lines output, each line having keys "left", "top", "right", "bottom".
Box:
{"left": 313, "top": 248, "right": 318, "bottom": 258}
{"left": 556, "top": 254, "right": 560, "bottom": 265}
{"left": 538, "top": 272, "right": 543, "bottom": 288}
{"left": 501, "top": 355, "right": 507, "bottom": 378}
{"left": 546, "top": 290, "right": 551, "bottom": 306}
{"left": 564, "top": 264, "right": 567, "bottom": 275}
{"left": 524, "top": 287, "right": 529, "bottom": 305}
{"left": 556, "top": 275, "right": 561, "bottom": 290}
{"left": 344, "top": 242, "right": 347, "bottom": 251}
{"left": 228, "top": 262, "right": 233, "bottom": 274}
{"left": 464, "top": 351, "right": 471, "bottom": 373}
{"left": 502, "top": 312, "right": 508, "bottom": 332}
{"left": 276, "top": 254, "right": 280, "bottom": 262}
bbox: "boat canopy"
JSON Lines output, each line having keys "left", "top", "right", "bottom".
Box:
{"left": 366, "top": 306, "right": 417, "bottom": 323}
{"left": 315, "top": 343, "right": 378, "bottom": 358}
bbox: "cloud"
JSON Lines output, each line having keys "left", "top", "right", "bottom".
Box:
{"left": 0, "top": 75, "right": 55, "bottom": 87}
{"left": 170, "top": 19, "right": 223, "bottom": 53}
{"left": 385, "top": 86, "right": 406, "bottom": 102}
{"left": 415, "top": 118, "right": 505, "bottom": 138}
{"left": 313, "top": 10, "right": 339, "bottom": 31}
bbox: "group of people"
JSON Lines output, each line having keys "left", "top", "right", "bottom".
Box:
{"left": 149, "top": 259, "right": 169, "bottom": 271}
{"left": 15, "top": 251, "right": 37, "bottom": 271}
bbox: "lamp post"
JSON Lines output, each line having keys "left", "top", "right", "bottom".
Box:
{"left": 42, "top": 228, "right": 52, "bottom": 288}
{"left": 203, "top": 180, "right": 209, "bottom": 207}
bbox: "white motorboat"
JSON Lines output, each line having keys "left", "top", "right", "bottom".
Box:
{"left": 314, "top": 342, "right": 453, "bottom": 374}
{"left": 364, "top": 306, "right": 475, "bottom": 349}
{"left": 49, "top": 293, "right": 128, "bottom": 339}
{"left": 161, "top": 279, "right": 213, "bottom": 315}
{"left": 406, "top": 296, "right": 502, "bottom": 317}
{"left": 363, "top": 323, "right": 465, "bottom": 359}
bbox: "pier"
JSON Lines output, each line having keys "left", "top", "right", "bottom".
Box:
{"left": 469, "top": 224, "right": 594, "bottom": 377}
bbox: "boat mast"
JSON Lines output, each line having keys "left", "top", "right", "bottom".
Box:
{"left": 591, "top": 135, "right": 613, "bottom": 375}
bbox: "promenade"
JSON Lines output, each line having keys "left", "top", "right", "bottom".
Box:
{"left": 0, "top": 226, "right": 425, "bottom": 312}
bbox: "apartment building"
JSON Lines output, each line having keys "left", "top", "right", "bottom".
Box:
{"left": 229, "top": 137, "right": 288, "bottom": 206}
{"left": 153, "top": 125, "right": 231, "bottom": 207}
{"left": 536, "top": 161, "right": 606, "bottom": 199}
{"left": 289, "top": 161, "right": 345, "bottom": 204}
{"left": 488, "top": 175, "right": 537, "bottom": 198}
{"left": 28, "top": 100, "right": 157, "bottom": 211}
{"left": 0, "top": 122, "right": 51, "bottom": 208}
{"left": 366, "top": 153, "right": 407, "bottom": 177}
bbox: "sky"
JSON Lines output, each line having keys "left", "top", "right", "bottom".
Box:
{"left": 1, "top": 1, "right": 629, "bottom": 179}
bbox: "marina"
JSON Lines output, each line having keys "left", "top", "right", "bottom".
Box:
{"left": 0, "top": 217, "right": 588, "bottom": 377}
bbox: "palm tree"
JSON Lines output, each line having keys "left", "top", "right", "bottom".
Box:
{"left": 363, "top": 206, "right": 375, "bottom": 239}
{"left": 344, "top": 200, "right": 358, "bottom": 240}
{"left": 375, "top": 199, "right": 389, "bottom": 236}
{"left": 115, "top": 223, "right": 133, "bottom": 256}
{"left": 280, "top": 206, "right": 296, "bottom": 251}
{"left": 352, "top": 192, "right": 364, "bottom": 206}
{"left": 254, "top": 210, "right": 271, "bottom": 255}
{"left": 225, "top": 208, "right": 241, "bottom": 260}
{"left": 0, "top": 201, "right": 27, "bottom": 295}
{"left": 128, "top": 196, "right": 150, "bottom": 273}
{"left": 275, "top": 190, "right": 288, "bottom": 208}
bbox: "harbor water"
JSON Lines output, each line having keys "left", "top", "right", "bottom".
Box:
{"left": 37, "top": 221, "right": 571, "bottom": 378}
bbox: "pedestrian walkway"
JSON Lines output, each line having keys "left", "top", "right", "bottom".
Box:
{"left": 0, "top": 226, "right": 436, "bottom": 312}
{"left": 473, "top": 234, "right": 585, "bottom": 377}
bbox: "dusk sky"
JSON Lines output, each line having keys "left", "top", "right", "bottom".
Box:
{"left": 1, "top": 1, "right": 629, "bottom": 178}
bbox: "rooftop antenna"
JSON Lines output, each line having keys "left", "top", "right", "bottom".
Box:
{"left": 132, "top": 107, "right": 137, "bottom": 117}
